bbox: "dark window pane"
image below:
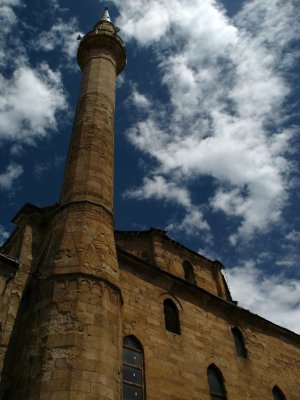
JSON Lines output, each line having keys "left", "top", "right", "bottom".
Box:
{"left": 209, "top": 372, "right": 224, "bottom": 394}
{"left": 123, "top": 336, "right": 141, "bottom": 350}
{"left": 122, "top": 336, "right": 144, "bottom": 400}
{"left": 123, "top": 348, "right": 142, "bottom": 367}
{"left": 123, "top": 365, "right": 142, "bottom": 385}
{"left": 183, "top": 261, "right": 195, "bottom": 284}
{"left": 208, "top": 366, "right": 226, "bottom": 399}
{"left": 272, "top": 387, "right": 286, "bottom": 400}
{"left": 232, "top": 328, "right": 247, "bottom": 358}
{"left": 123, "top": 383, "right": 143, "bottom": 400}
{"left": 164, "top": 299, "right": 180, "bottom": 334}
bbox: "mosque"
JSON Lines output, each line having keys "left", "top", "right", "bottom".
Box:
{"left": 0, "top": 7, "right": 299, "bottom": 400}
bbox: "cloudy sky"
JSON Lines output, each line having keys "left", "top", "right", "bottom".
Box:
{"left": 0, "top": 0, "right": 299, "bottom": 333}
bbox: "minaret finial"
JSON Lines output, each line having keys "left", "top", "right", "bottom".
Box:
{"left": 101, "top": 5, "right": 111, "bottom": 22}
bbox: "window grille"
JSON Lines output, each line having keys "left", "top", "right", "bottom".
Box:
{"left": 122, "top": 336, "right": 145, "bottom": 400}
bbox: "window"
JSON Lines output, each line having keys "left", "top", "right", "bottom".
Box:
{"left": 231, "top": 327, "right": 247, "bottom": 358}
{"left": 183, "top": 260, "right": 195, "bottom": 284}
{"left": 272, "top": 386, "right": 286, "bottom": 400}
{"left": 163, "top": 299, "right": 180, "bottom": 334}
{"left": 122, "top": 336, "right": 145, "bottom": 400}
{"left": 207, "top": 365, "right": 227, "bottom": 400}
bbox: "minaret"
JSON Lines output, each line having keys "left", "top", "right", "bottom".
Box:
{"left": 57, "top": 6, "right": 126, "bottom": 286}
{"left": 61, "top": 6, "right": 125, "bottom": 217}
{"left": 3, "top": 7, "right": 126, "bottom": 399}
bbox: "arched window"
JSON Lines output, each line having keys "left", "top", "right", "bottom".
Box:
{"left": 207, "top": 365, "right": 227, "bottom": 400}
{"left": 163, "top": 299, "right": 181, "bottom": 334}
{"left": 183, "top": 261, "right": 195, "bottom": 284}
{"left": 122, "top": 336, "right": 145, "bottom": 400}
{"left": 231, "top": 327, "right": 247, "bottom": 358}
{"left": 272, "top": 386, "right": 286, "bottom": 400}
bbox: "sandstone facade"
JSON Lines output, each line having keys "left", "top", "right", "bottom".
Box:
{"left": 0, "top": 8, "right": 299, "bottom": 400}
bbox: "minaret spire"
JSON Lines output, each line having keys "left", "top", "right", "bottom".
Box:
{"left": 101, "top": 5, "right": 111, "bottom": 22}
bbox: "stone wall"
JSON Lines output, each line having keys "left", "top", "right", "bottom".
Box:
{"left": 115, "top": 230, "right": 231, "bottom": 301}
{"left": 119, "top": 252, "right": 300, "bottom": 400}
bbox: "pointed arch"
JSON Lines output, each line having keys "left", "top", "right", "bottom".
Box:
{"left": 272, "top": 386, "right": 286, "bottom": 400}
{"left": 123, "top": 335, "right": 143, "bottom": 350}
{"left": 159, "top": 292, "right": 183, "bottom": 311}
{"left": 163, "top": 299, "right": 181, "bottom": 334}
{"left": 207, "top": 364, "right": 227, "bottom": 400}
{"left": 122, "top": 336, "right": 145, "bottom": 400}
{"left": 182, "top": 260, "right": 196, "bottom": 284}
{"left": 231, "top": 327, "right": 247, "bottom": 358}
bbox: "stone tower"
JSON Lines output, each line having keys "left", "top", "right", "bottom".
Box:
{"left": 0, "top": 7, "right": 126, "bottom": 400}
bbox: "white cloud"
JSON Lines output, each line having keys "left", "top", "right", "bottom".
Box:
{"left": 0, "top": 163, "right": 23, "bottom": 191}
{"left": 167, "top": 207, "right": 210, "bottom": 236}
{"left": 118, "top": 1, "right": 171, "bottom": 45}
{"left": 0, "top": 224, "right": 9, "bottom": 245}
{"left": 117, "top": 73, "right": 125, "bottom": 87}
{"left": 0, "top": 0, "right": 69, "bottom": 153}
{"left": 226, "top": 262, "right": 300, "bottom": 334}
{"left": 10, "top": 143, "right": 24, "bottom": 155}
{"left": 126, "top": 176, "right": 210, "bottom": 236}
{"left": 113, "top": 0, "right": 299, "bottom": 244}
{"left": 0, "top": 0, "right": 21, "bottom": 4}
{"left": 285, "top": 230, "right": 300, "bottom": 243}
{"left": 126, "top": 175, "right": 191, "bottom": 207}
{"left": 275, "top": 258, "right": 296, "bottom": 268}
{"left": 130, "top": 88, "right": 151, "bottom": 110}
{"left": 34, "top": 17, "right": 81, "bottom": 63}
{"left": 0, "top": 0, "right": 25, "bottom": 67}
{"left": 0, "top": 0, "right": 20, "bottom": 33}
{"left": 48, "top": 0, "right": 61, "bottom": 10}
{"left": 0, "top": 63, "right": 68, "bottom": 146}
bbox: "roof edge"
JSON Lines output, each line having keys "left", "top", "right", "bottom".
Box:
{"left": 117, "top": 246, "right": 300, "bottom": 343}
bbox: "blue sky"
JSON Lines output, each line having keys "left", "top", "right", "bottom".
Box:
{"left": 0, "top": 0, "right": 299, "bottom": 333}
